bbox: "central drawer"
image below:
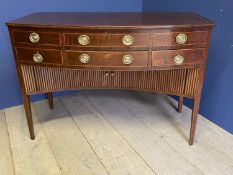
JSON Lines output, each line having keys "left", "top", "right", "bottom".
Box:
{"left": 64, "top": 33, "right": 149, "bottom": 48}
{"left": 66, "top": 51, "right": 149, "bottom": 68}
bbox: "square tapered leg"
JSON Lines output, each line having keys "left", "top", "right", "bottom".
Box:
{"left": 22, "top": 95, "right": 35, "bottom": 140}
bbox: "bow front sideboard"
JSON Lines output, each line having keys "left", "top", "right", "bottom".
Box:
{"left": 6, "top": 12, "right": 214, "bottom": 145}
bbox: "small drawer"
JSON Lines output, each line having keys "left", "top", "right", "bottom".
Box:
{"left": 152, "top": 31, "right": 208, "bottom": 48}
{"left": 13, "top": 30, "right": 60, "bottom": 45}
{"left": 64, "top": 33, "right": 149, "bottom": 48}
{"left": 152, "top": 49, "right": 205, "bottom": 68}
{"left": 66, "top": 51, "right": 148, "bottom": 68}
{"left": 16, "top": 47, "right": 62, "bottom": 65}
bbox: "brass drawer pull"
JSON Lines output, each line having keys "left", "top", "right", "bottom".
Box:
{"left": 79, "top": 54, "right": 91, "bottom": 64}
{"left": 104, "top": 71, "right": 115, "bottom": 77}
{"left": 173, "top": 54, "right": 184, "bottom": 65}
{"left": 29, "top": 32, "right": 40, "bottom": 43}
{"left": 33, "top": 53, "right": 43, "bottom": 63}
{"left": 122, "top": 55, "right": 134, "bottom": 65}
{"left": 78, "top": 35, "right": 90, "bottom": 45}
{"left": 110, "top": 71, "right": 115, "bottom": 76}
{"left": 176, "top": 33, "right": 188, "bottom": 44}
{"left": 122, "top": 35, "right": 134, "bottom": 46}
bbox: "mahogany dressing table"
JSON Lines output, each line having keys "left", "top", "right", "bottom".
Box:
{"left": 6, "top": 12, "right": 214, "bottom": 145}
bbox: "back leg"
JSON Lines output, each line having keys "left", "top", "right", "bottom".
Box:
{"left": 47, "top": 92, "right": 54, "bottom": 109}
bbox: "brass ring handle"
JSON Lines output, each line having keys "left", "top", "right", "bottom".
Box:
{"left": 78, "top": 35, "right": 90, "bottom": 46}
{"left": 110, "top": 71, "right": 115, "bottom": 76}
{"left": 122, "top": 55, "right": 134, "bottom": 65}
{"left": 29, "top": 32, "right": 40, "bottom": 43}
{"left": 79, "top": 54, "right": 91, "bottom": 64}
{"left": 173, "top": 54, "right": 184, "bottom": 65}
{"left": 176, "top": 33, "right": 188, "bottom": 44}
{"left": 33, "top": 53, "right": 43, "bottom": 63}
{"left": 122, "top": 35, "right": 134, "bottom": 46}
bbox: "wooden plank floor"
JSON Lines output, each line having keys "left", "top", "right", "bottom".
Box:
{"left": 1, "top": 90, "right": 233, "bottom": 175}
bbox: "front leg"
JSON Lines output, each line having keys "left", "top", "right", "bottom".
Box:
{"left": 189, "top": 68, "right": 204, "bottom": 145}
{"left": 189, "top": 96, "right": 201, "bottom": 145}
{"left": 22, "top": 95, "right": 35, "bottom": 140}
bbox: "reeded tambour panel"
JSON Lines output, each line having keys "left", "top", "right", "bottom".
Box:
{"left": 21, "top": 65, "right": 199, "bottom": 97}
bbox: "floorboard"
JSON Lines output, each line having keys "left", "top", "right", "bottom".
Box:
{"left": 117, "top": 91, "right": 233, "bottom": 175}
{"left": 140, "top": 92, "right": 233, "bottom": 161}
{"left": 32, "top": 98, "right": 109, "bottom": 175}
{"left": 5, "top": 105, "right": 62, "bottom": 175}
{"left": 0, "top": 110, "right": 15, "bottom": 175}
{"left": 3, "top": 90, "right": 233, "bottom": 175}
{"left": 83, "top": 91, "right": 203, "bottom": 175}
{"left": 60, "top": 94, "right": 157, "bottom": 175}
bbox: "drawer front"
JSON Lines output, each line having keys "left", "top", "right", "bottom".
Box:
{"left": 66, "top": 51, "right": 148, "bottom": 68}
{"left": 64, "top": 33, "right": 149, "bottom": 48}
{"left": 152, "top": 31, "right": 207, "bottom": 48}
{"left": 152, "top": 49, "right": 205, "bottom": 68}
{"left": 16, "top": 47, "right": 62, "bottom": 65}
{"left": 13, "top": 30, "right": 60, "bottom": 45}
